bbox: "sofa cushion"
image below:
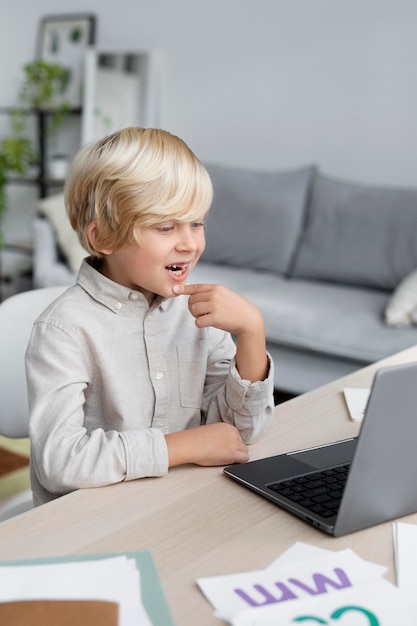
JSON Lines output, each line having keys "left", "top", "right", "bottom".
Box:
{"left": 191, "top": 262, "right": 417, "bottom": 363}
{"left": 37, "top": 193, "right": 86, "bottom": 273}
{"left": 290, "top": 172, "right": 417, "bottom": 290}
{"left": 385, "top": 268, "right": 417, "bottom": 327}
{"left": 201, "top": 164, "right": 315, "bottom": 275}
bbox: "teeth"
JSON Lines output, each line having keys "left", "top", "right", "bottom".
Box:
{"left": 167, "top": 265, "right": 185, "bottom": 274}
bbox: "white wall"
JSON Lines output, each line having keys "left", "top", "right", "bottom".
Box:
{"left": 0, "top": 0, "right": 416, "bottom": 198}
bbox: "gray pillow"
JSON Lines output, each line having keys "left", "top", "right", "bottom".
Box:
{"left": 291, "top": 173, "right": 417, "bottom": 290}
{"left": 201, "top": 164, "right": 315, "bottom": 275}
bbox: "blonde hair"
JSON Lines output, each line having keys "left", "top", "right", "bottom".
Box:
{"left": 65, "top": 127, "right": 213, "bottom": 256}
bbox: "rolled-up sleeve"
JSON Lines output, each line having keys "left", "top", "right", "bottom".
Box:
{"left": 203, "top": 327, "right": 275, "bottom": 443}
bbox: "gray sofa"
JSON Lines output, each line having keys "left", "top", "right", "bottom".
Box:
{"left": 33, "top": 164, "right": 417, "bottom": 395}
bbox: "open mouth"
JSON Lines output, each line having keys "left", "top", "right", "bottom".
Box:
{"left": 165, "top": 263, "right": 189, "bottom": 277}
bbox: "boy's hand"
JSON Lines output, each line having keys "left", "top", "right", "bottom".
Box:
{"left": 172, "top": 283, "right": 263, "bottom": 335}
{"left": 173, "top": 282, "right": 269, "bottom": 383}
{"left": 165, "top": 423, "right": 249, "bottom": 467}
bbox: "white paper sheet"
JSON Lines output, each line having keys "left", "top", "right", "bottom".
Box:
{"left": 197, "top": 548, "right": 386, "bottom": 619}
{"left": 343, "top": 387, "right": 370, "bottom": 421}
{"left": 393, "top": 521, "right": 417, "bottom": 593}
{"left": 228, "top": 578, "right": 416, "bottom": 626}
{"left": 0, "top": 555, "right": 151, "bottom": 626}
{"left": 266, "top": 541, "right": 333, "bottom": 569}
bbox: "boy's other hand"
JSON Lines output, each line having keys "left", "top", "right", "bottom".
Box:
{"left": 165, "top": 423, "right": 249, "bottom": 467}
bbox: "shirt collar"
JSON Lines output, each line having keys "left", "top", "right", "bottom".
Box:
{"left": 77, "top": 258, "right": 170, "bottom": 314}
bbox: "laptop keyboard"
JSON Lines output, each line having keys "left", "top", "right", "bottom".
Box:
{"left": 267, "top": 464, "right": 350, "bottom": 518}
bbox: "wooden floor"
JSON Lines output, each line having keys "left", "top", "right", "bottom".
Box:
{"left": 0, "top": 447, "right": 29, "bottom": 476}
{"left": 0, "top": 436, "right": 30, "bottom": 501}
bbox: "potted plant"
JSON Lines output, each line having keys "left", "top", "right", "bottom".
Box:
{"left": 0, "top": 134, "right": 36, "bottom": 249}
{"left": 0, "top": 59, "right": 71, "bottom": 248}
{"left": 16, "top": 59, "right": 71, "bottom": 135}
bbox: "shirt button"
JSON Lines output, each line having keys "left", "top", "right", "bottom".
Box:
{"left": 155, "top": 372, "right": 164, "bottom": 380}
{"left": 114, "top": 302, "right": 122, "bottom": 310}
{"left": 129, "top": 292, "right": 139, "bottom": 300}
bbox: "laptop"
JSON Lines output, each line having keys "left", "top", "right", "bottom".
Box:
{"left": 224, "top": 361, "right": 417, "bottom": 536}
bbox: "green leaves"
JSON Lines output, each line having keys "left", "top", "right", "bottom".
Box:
{"left": 19, "top": 60, "right": 70, "bottom": 110}
{"left": 0, "top": 59, "right": 72, "bottom": 248}
{"left": 0, "top": 136, "right": 36, "bottom": 175}
{"left": 0, "top": 135, "right": 36, "bottom": 227}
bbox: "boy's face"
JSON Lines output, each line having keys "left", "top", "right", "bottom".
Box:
{"left": 100, "top": 219, "right": 206, "bottom": 304}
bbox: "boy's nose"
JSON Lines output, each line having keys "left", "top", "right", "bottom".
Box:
{"left": 176, "top": 228, "right": 199, "bottom": 251}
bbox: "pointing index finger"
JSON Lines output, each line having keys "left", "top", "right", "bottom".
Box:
{"left": 172, "top": 283, "right": 211, "bottom": 296}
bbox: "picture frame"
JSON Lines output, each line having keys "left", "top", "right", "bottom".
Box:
{"left": 81, "top": 47, "right": 160, "bottom": 144}
{"left": 37, "top": 14, "right": 96, "bottom": 109}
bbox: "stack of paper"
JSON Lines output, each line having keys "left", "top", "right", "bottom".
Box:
{"left": 197, "top": 542, "right": 416, "bottom": 625}
{"left": 393, "top": 521, "right": 417, "bottom": 602}
{"left": 0, "top": 551, "right": 174, "bottom": 626}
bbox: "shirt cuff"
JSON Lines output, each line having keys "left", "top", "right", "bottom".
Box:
{"left": 120, "top": 428, "right": 169, "bottom": 480}
{"left": 226, "top": 352, "right": 274, "bottom": 413}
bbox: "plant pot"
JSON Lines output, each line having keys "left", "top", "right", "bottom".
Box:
{"left": 47, "top": 155, "right": 69, "bottom": 180}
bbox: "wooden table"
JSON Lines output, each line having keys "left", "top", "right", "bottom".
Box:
{"left": 1, "top": 346, "right": 417, "bottom": 624}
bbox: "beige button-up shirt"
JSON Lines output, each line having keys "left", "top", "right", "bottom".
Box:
{"left": 26, "top": 259, "right": 274, "bottom": 505}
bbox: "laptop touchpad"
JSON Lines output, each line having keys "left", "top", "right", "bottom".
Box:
{"left": 289, "top": 439, "right": 357, "bottom": 470}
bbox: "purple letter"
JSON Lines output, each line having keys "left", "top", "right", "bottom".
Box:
{"left": 234, "top": 582, "right": 297, "bottom": 607}
{"left": 289, "top": 568, "right": 352, "bottom": 596}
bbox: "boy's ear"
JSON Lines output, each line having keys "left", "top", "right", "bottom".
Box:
{"left": 86, "top": 222, "right": 113, "bottom": 255}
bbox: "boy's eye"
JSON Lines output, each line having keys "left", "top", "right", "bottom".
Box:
{"left": 156, "top": 224, "right": 174, "bottom": 233}
{"left": 156, "top": 221, "right": 205, "bottom": 233}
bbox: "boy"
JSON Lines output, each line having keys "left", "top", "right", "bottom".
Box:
{"left": 26, "top": 127, "right": 274, "bottom": 506}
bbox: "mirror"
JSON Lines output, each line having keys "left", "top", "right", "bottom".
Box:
{"left": 81, "top": 46, "right": 159, "bottom": 144}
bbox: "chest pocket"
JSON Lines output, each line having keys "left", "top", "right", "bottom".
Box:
{"left": 176, "top": 341, "right": 206, "bottom": 408}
